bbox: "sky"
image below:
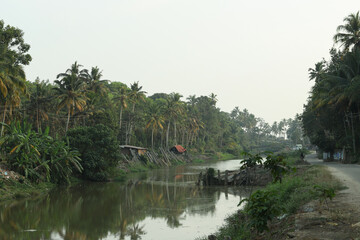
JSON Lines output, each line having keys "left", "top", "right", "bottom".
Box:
{"left": 1, "top": 0, "right": 358, "bottom": 124}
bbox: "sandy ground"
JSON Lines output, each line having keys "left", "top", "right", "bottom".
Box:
{"left": 286, "top": 155, "right": 360, "bottom": 240}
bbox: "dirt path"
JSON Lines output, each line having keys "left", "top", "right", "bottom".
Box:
{"left": 287, "top": 154, "right": 360, "bottom": 239}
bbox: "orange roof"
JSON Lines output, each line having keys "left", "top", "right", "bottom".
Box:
{"left": 175, "top": 145, "right": 186, "bottom": 153}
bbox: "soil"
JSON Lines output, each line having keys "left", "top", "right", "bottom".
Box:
{"left": 0, "top": 163, "right": 23, "bottom": 181}
{"left": 278, "top": 161, "right": 360, "bottom": 239}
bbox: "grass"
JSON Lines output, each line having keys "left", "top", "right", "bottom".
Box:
{"left": 128, "top": 162, "right": 156, "bottom": 173}
{"left": 216, "top": 152, "right": 237, "bottom": 160}
{"left": 0, "top": 178, "right": 54, "bottom": 202}
{"left": 192, "top": 158, "right": 205, "bottom": 163}
{"left": 199, "top": 164, "right": 343, "bottom": 240}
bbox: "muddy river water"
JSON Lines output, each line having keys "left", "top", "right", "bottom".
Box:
{"left": 0, "top": 159, "right": 249, "bottom": 240}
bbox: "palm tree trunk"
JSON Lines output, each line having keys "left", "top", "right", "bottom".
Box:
{"left": 119, "top": 106, "right": 123, "bottom": 129}
{"left": 166, "top": 121, "right": 171, "bottom": 148}
{"left": 128, "top": 103, "right": 136, "bottom": 144}
{"left": 128, "top": 123, "right": 133, "bottom": 144}
{"left": 151, "top": 128, "right": 154, "bottom": 149}
{"left": 66, "top": 108, "right": 71, "bottom": 132}
{"left": 36, "top": 101, "right": 40, "bottom": 132}
{"left": 125, "top": 122, "right": 130, "bottom": 144}
{"left": 1, "top": 102, "right": 7, "bottom": 136}
{"left": 181, "top": 129, "right": 185, "bottom": 145}
{"left": 174, "top": 121, "right": 177, "bottom": 144}
{"left": 351, "top": 112, "right": 356, "bottom": 154}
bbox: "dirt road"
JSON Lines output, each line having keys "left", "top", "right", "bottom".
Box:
{"left": 306, "top": 153, "right": 360, "bottom": 202}
{"left": 288, "top": 154, "right": 360, "bottom": 239}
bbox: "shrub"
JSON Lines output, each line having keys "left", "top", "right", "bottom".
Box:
{"left": 240, "top": 189, "right": 284, "bottom": 233}
{"left": 312, "top": 185, "right": 336, "bottom": 209}
{"left": 67, "top": 124, "right": 121, "bottom": 181}
{"left": 264, "top": 153, "right": 294, "bottom": 183}
{"left": 0, "top": 121, "right": 82, "bottom": 184}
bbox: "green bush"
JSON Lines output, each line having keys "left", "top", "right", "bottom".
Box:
{"left": 240, "top": 189, "right": 284, "bottom": 233}
{"left": 67, "top": 124, "right": 121, "bottom": 181}
{"left": 312, "top": 185, "right": 335, "bottom": 208}
{"left": 264, "top": 153, "right": 293, "bottom": 183}
{"left": 0, "top": 121, "right": 82, "bottom": 184}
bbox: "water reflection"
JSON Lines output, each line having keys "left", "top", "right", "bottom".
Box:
{"left": 0, "top": 160, "right": 247, "bottom": 240}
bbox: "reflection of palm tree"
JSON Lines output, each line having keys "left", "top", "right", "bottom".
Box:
{"left": 166, "top": 214, "right": 181, "bottom": 228}
{"left": 126, "top": 224, "right": 146, "bottom": 240}
{"left": 147, "top": 192, "right": 164, "bottom": 207}
{"left": 58, "top": 230, "right": 88, "bottom": 240}
{"left": 119, "top": 218, "right": 128, "bottom": 240}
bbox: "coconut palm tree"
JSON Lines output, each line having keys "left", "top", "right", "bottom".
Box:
{"left": 334, "top": 11, "right": 360, "bottom": 52}
{"left": 113, "top": 86, "right": 129, "bottom": 129}
{"left": 26, "top": 79, "right": 52, "bottom": 132}
{"left": 309, "top": 61, "right": 326, "bottom": 83}
{"left": 54, "top": 62, "right": 88, "bottom": 132}
{"left": 84, "top": 66, "right": 108, "bottom": 96}
{"left": 164, "top": 93, "right": 184, "bottom": 147}
{"left": 127, "top": 82, "right": 147, "bottom": 144}
{"left": 0, "top": 52, "right": 27, "bottom": 135}
{"left": 209, "top": 93, "right": 218, "bottom": 106}
{"left": 129, "top": 82, "right": 146, "bottom": 112}
{"left": 146, "top": 105, "right": 164, "bottom": 149}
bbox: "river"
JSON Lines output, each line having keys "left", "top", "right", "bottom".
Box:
{"left": 0, "top": 159, "right": 248, "bottom": 240}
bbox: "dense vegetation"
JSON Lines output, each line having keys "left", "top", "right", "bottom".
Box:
{"left": 200, "top": 151, "right": 341, "bottom": 240}
{"left": 0, "top": 19, "right": 304, "bottom": 184}
{"left": 303, "top": 11, "right": 360, "bottom": 162}
{"left": 209, "top": 167, "right": 340, "bottom": 240}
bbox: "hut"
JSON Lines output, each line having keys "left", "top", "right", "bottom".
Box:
{"left": 170, "top": 145, "right": 186, "bottom": 154}
{"left": 120, "top": 145, "right": 147, "bottom": 156}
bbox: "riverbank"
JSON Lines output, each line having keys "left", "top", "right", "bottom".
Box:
{"left": 198, "top": 156, "right": 348, "bottom": 240}
{"left": 0, "top": 164, "right": 53, "bottom": 202}
{"left": 119, "top": 151, "right": 238, "bottom": 174}
{"left": 0, "top": 177, "right": 54, "bottom": 202}
{"left": 0, "top": 150, "right": 237, "bottom": 202}
{"left": 0, "top": 156, "right": 245, "bottom": 240}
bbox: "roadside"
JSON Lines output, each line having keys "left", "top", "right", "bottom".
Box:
{"left": 197, "top": 151, "right": 360, "bottom": 240}
{"left": 285, "top": 154, "right": 360, "bottom": 239}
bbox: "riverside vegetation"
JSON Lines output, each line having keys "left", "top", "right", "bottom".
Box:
{"left": 199, "top": 151, "right": 342, "bottom": 240}
{"left": 0, "top": 18, "right": 304, "bottom": 200}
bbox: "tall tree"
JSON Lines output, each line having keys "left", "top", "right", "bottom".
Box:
{"left": 334, "top": 11, "right": 360, "bottom": 52}
{"left": 146, "top": 104, "right": 164, "bottom": 149}
{"left": 54, "top": 62, "right": 88, "bottom": 132}
{"left": 26, "top": 78, "right": 52, "bottom": 132}
{"left": 0, "top": 20, "right": 31, "bottom": 135}
{"left": 113, "top": 86, "right": 128, "bottom": 130}
{"left": 164, "top": 92, "right": 184, "bottom": 147}
{"left": 84, "top": 66, "right": 108, "bottom": 96}
{"left": 127, "top": 81, "right": 146, "bottom": 144}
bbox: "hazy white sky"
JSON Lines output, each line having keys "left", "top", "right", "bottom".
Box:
{"left": 2, "top": 0, "right": 358, "bottom": 123}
